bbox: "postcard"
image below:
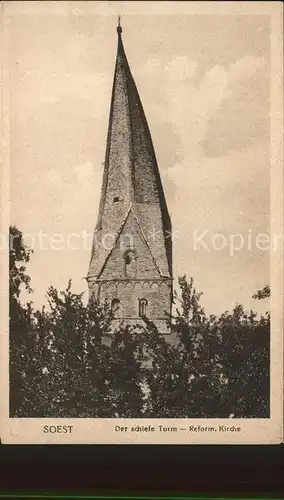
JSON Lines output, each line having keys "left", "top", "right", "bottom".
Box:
{"left": 0, "top": 1, "right": 283, "bottom": 444}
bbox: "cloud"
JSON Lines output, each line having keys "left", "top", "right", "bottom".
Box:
{"left": 228, "top": 55, "right": 266, "bottom": 83}
{"left": 13, "top": 53, "right": 111, "bottom": 118}
{"left": 204, "top": 57, "right": 269, "bottom": 156}
{"left": 168, "top": 141, "right": 269, "bottom": 315}
{"left": 137, "top": 54, "right": 268, "bottom": 162}
{"left": 136, "top": 54, "right": 270, "bottom": 314}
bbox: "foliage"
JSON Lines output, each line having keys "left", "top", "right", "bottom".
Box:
{"left": 141, "top": 277, "right": 270, "bottom": 418}
{"left": 9, "top": 226, "right": 35, "bottom": 416}
{"left": 9, "top": 226, "right": 270, "bottom": 418}
{"left": 9, "top": 227, "right": 145, "bottom": 417}
{"left": 252, "top": 284, "right": 270, "bottom": 300}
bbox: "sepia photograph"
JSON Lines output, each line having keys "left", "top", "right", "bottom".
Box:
{"left": 0, "top": 1, "right": 283, "bottom": 444}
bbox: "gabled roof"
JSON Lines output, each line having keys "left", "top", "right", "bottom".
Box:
{"left": 98, "top": 206, "right": 162, "bottom": 280}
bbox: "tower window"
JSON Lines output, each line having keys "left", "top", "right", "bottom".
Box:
{"left": 124, "top": 253, "right": 131, "bottom": 265}
{"left": 113, "top": 195, "right": 124, "bottom": 203}
{"left": 138, "top": 298, "right": 148, "bottom": 317}
{"left": 111, "top": 298, "right": 121, "bottom": 318}
{"left": 124, "top": 249, "right": 137, "bottom": 278}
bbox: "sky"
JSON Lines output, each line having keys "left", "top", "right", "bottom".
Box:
{"left": 8, "top": 2, "right": 271, "bottom": 315}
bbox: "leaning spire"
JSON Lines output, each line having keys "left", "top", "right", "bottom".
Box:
{"left": 88, "top": 20, "right": 172, "bottom": 280}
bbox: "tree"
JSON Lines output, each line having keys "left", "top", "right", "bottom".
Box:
{"left": 9, "top": 228, "right": 270, "bottom": 418}
{"left": 143, "top": 276, "right": 270, "bottom": 418}
{"left": 142, "top": 276, "right": 224, "bottom": 417}
{"left": 16, "top": 280, "right": 145, "bottom": 417}
{"left": 9, "top": 226, "right": 145, "bottom": 418}
{"left": 253, "top": 285, "right": 270, "bottom": 300}
{"left": 9, "top": 226, "right": 35, "bottom": 416}
{"left": 209, "top": 302, "right": 269, "bottom": 418}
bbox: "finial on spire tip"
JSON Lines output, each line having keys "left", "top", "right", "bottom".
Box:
{"left": 117, "top": 15, "right": 122, "bottom": 35}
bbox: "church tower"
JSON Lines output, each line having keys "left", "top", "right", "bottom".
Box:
{"left": 87, "top": 20, "right": 173, "bottom": 333}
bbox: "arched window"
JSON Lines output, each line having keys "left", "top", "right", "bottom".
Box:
{"left": 138, "top": 298, "right": 148, "bottom": 317}
{"left": 124, "top": 250, "right": 137, "bottom": 278}
{"left": 111, "top": 298, "right": 121, "bottom": 318}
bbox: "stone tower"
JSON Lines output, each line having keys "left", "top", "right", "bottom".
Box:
{"left": 87, "top": 21, "right": 172, "bottom": 333}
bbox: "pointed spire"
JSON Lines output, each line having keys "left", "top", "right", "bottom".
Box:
{"left": 100, "top": 20, "right": 171, "bottom": 211}
{"left": 89, "top": 22, "right": 172, "bottom": 279}
{"left": 117, "top": 15, "right": 122, "bottom": 35}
